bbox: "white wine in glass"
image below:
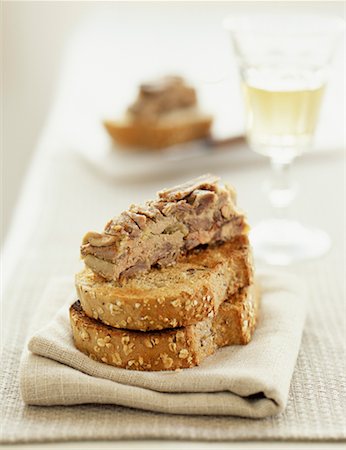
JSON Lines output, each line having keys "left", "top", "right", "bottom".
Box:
{"left": 244, "top": 80, "right": 325, "bottom": 161}
{"left": 225, "top": 15, "right": 345, "bottom": 265}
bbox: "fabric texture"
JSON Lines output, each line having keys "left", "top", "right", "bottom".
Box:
{"left": 1, "top": 134, "right": 345, "bottom": 442}
{"left": 20, "top": 271, "right": 306, "bottom": 419}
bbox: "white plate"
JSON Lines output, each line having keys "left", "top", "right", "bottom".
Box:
{"left": 72, "top": 124, "right": 257, "bottom": 181}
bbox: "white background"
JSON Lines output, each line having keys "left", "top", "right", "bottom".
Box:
{"left": 2, "top": 1, "right": 345, "bottom": 243}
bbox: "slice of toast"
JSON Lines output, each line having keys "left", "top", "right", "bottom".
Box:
{"left": 104, "top": 109, "right": 213, "bottom": 150}
{"left": 104, "top": 76, "right": 212, "bottom": 150}
{"left": 76, "top": 236, "right": 253, "bottom": 331}
{"left": 70, "top": 283, "right": 259, "bottom": 371}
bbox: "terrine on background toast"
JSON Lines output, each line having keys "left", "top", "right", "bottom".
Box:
{"left": 104, "top": 75, "right": 213, "bottom": 150}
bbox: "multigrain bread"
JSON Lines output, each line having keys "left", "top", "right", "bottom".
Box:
{"left": 76, "top": 236, "right": 253, "bottom": 331}
{"left": 104, "top": 76, "right": 212, "bottom": 150}
{"left": 81, "top": 174, "right": 248, "bottom": 281}
{"left": 214, "top": 285, "right": 259, "bottom": 347}
{"left": 70, "top": 284, "right": 259, "bottom": 371}
{"left": 104, "top": 110, "right": 212, "bottom": 151}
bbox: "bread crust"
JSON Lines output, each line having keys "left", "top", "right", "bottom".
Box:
{"left": 103, "top": 114, "right": 212, "bottom": 150}
{"left": 70, "top": 284, "right": 259, "bottom": 371}
{"left": 76, "top": 237, "right": 253, "bottom": 331}
{"left": 213, "top": 283, "right": 260, "bottom": 346}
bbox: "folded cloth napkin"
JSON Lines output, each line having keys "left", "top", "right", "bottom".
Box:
{"left": 20, "top": 270, "right": 307, "bottom": 418}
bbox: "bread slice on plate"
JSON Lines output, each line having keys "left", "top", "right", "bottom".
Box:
{"left": 104, "top": 109, "right": 212, "bottom": 151}
{"left": 70, "top": 283, "right": 259, "bottom": 371}
{"left": 76, "top": 235, "right": 253, "bottom": 331}
{"left": 104, "top": 75, "right": 212, "bottom": 150}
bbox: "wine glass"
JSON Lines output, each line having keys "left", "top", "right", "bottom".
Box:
{"left": 224, "top": 14, "right": 345, "bottom": 265}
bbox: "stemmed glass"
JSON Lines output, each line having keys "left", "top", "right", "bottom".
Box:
{"left": 224, "top": 15, "right": 345, "bottom": 265}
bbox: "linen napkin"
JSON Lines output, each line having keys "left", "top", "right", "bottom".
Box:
{"left": 20, "top": 270, "right": 307, "bottom": 418}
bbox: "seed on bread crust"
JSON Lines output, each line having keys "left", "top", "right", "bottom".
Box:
{"left": 171, "top": 299, "right": 181, "bottom": 308}
{"left": 109, "top": 304, "right": 121, "bottom": 315}
{"left": 179, "top": 349, "right": 189, "bottom": 359}
{"left": 79, "top": 328, "right": 90, "bottom": 341}
{"left": 111, "top": 353, "right": 122, "bottom": 365}
{"left": 176, "top": 331, "right": 185, "bottom": 343}
{"left": 151, "top": 337, "right": 159, "bottom": 346}
{"left": 160, "top": 353, "right": 174, "bottom": 369}
{"left": 97, "top": 338, "right": 106, "bottom": 347}
{"left": 168, "top": 342, "right": 177, "bottom": 352}
{"left": 170, "top": 319, "right": 178, "bottom": 328}
{"left": 144, "top": 339, "right": 153, "bottom": 348}
{"left": 69, "top": 282, "right": 259, "bottom": 371}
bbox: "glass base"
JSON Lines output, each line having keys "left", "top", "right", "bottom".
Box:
{"left": 250, "top": 219, "right": 331, "bottom": 265}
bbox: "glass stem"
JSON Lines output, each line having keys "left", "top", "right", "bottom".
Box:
{"left": 268, "top": 158, "right": 297, "bottom": 219}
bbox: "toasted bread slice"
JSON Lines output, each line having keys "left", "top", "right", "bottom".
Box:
{"left": 76, "top": 236, "right": 253, "bottom": 331}
{"left": 104, "top": 108, "right": 212, "bottom": 150}
{"left": 70, "top": 283, "right": 259, "bottom": 371}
